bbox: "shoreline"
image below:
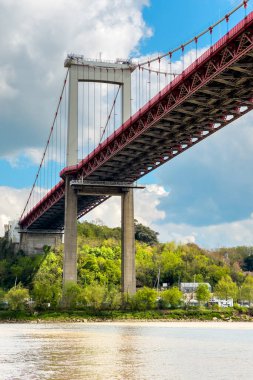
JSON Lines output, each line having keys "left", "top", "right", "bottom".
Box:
{"left": 1, "top": 309, "right": 253, "bottom": 324}
{"left": 1, "top": 319, "right": 253, "bottom": 328}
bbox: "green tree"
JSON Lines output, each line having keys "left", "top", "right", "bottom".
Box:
{"left": 77, "top": 221, "right": 121, "bottom": 242}
{"left": 231, "top": 262, "right": 245, "bottom": 286}
{"left": 243, "top": 255, "right": 253, "bottom": 271}
{"left": 131, "top": 287, "right": 157, "bottom": 310}
{"left": 134, "top": 221, "right": 159, "bottom": 245}
{"left": 160, "top": 246, "right": 184, "bottom": 285}
{"left": 241, "top": 276, "right": 253, "bottom": 304}
{"left": 196, "top": 284, "right": 211, "bottom": 305}
{"left": 0, "top": 260, "right": 7, "bottom": 288}
{"left": 206, "top": 265, "right": 230, "bottom": 288}
{"left": 160, "top": 287, "right": 183, "bottom": 308}
{"left": 80, "top": 283, "right": 107, "bottom": 310}
{"left": 5, "top": 285, "right": 30, "bottom": 311}
{"left": 214, "top": 275, "right": 238, "bottom": 301}
{"left": 0, "top": 288, "right": 5, "bottom": 303}
{"left": 32, "top": 251, "right": 62, "bottom": 308}
{"left": 136, "top": 243, "right": 158, "bottom": 287}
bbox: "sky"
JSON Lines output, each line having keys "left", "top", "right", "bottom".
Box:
{"left": 1, "top": 0, "right": 253, "bottom": 248}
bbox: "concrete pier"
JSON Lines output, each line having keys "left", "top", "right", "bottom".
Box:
{"left": 121, "top": 188, "right": 136, "bottom": 294}
{"left": 71, "top": 180, "right": 144, "bottom": 294}
{"left": 63, "top": 176, "right": 78, "bottom": 284}
{"left": 19, "top": 231, "right": 62, "bottom": 255}
{"left": 63, "top": 56, "right": 137, "bottom": 292}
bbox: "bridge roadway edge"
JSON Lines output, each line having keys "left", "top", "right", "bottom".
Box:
{"left": 19, "top": 11, "right": 253, "bottom": 232}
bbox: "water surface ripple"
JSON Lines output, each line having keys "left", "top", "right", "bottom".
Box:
{"left": 0, "top": 322, "right": 253, "bottom": 380}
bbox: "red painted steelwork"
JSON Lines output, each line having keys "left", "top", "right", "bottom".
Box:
{"left": 61, "top": 13, "right": 253, "bottom": 179}
{"left": 20, "top": 12, "right": 253, "bottom": 230}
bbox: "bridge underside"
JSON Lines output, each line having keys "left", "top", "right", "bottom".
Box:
{"left": 20, "top": 13, "right": 253, "bottom": 231}
{"left": 23, "top": 191, "right": 109, "bottom": 231}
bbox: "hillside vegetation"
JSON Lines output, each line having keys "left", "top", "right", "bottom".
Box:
{"left": 0, "top": 221, "right": 253, "bottom": 319}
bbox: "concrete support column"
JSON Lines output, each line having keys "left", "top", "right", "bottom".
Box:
{"left": 121, "top": 188, "right": 136, "bottom": 294}
{"left": 121, "top": 70, "right": 131, "bottom": 124}
{"left": 63, "top": 57, "right": 135, "bottom": 288}
{"left": 63, "top": 176, "right": 77, "bottom": 284}
{"left": 63, "top": 64, "right": 78, "bottom": 285}
{"left": 66, "top": 66, "right": 78, "bottom": 166}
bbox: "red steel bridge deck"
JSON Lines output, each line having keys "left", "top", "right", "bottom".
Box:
{"left": 20, "top": 12, "right": 253, "bottom": 231}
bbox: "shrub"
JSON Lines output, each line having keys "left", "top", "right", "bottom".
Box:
{"left": 80, "top": 283, "right": 107, "bottom": 310}
{"left": 5, "top": 285, "right": 30, "bottom": 311}
{"left": 61, "top": 281, "right": 82, "bottom": 309}
{"left": 105, "top": 287, "right": 121, "bottom": 310}
{"left": 160, "top": 287, "right": 183, "bottom": 309}
{"left": 131, "top": 287, "right": 157, "bottom": 311}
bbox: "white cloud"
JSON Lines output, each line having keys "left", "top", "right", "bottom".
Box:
{"left": 22, "top": 148, "right": 44, "bottom": 166}
{"left": 0, "top": 65, "right": 18, "bottom": 99}
{"left": 84, "top": 184, "right": 168, "bottom": 228}
{"left": 0, "top": 187, "right": 30, "bottom": 236}
{"left": 0, "top": 183, "right": 167, "bottom": 237}
{"left": 153, "top": 214, "right": 253, "bottom": 249}
{"left": 0, "top": 0, "right": 151, "bottom": 158}
{"left": 3, "top": 147, "right": 45, "bottom": 167}
{"left": 1, "top": 181, "right": 253, "bottom": 250}
{"left": 82, "top": 182, "right": 253, "bottom": 249}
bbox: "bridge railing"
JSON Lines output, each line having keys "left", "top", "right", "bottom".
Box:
{"left": 20, "top": 0, "right": 251, "bottom": 226}
{"left": 131, "top": 0, "right": 250, "bottom": 112}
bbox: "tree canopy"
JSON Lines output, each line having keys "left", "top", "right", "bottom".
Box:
{"left": 0, "top": 222, "right": 253, "bottom": 311}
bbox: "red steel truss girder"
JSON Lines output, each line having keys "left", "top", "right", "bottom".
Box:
{"left": 67, "top": 13, "right": 253, "bottom": 181}
{"left": 20, "top": 12, "right": 253, "bottom": 230}
{"left": 20, "top": 181, "right": 65, "bottom": 230}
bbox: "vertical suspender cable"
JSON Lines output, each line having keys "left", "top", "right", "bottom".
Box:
{"left": 138, "top": 65, "right": 141, "bottom": 110}
{"left": 94, "top": 67, "right": 96, "bottom": 150}
{"left": 225, "top": 14, "right": 229, "bottom": 35}
{"left": 100, "top": 67, "right": 102, "bottom": 140}
{"left": 148, "top": 61, "right": 151, "bottom": 99}
{"left": 244, "top": 0, "right": 247, "bottom": 17}
{"left": 54, "top": 114, "right": 57, "bottom": 185}
{"left": 88, "top": 65, "right": 90, "bottom": 154}
{"left": 59, "top": 103, "right": 61, "bottom": 175}
{"left": 141, "top": 67, "right": 144, "bottom": 105}
{"left": 64, "top": 81, "right": 66, "bottom": 167}
{"left": 135, "top": 68, "right": 138, "bottom": 113}
{"left": 114, "top": 69, "right": 116, "bottom": 132}
{"left": 158, "top": 58, "right": 161, "bottom": 91}
{"left": 169, "top": 52, "right": 172, "bottom": 88}
{"left": 209, "top": 27, "right": 213, "bottom": 51}
{"left": 194, "top": 37, "right": 198, "bottom": 62}
{"left": 81, "top": 65, "right": 84, "bottom": 159}
{"left": 50, "top": 133, "right": 53, "bottom": 189}
{"left": 181, "top": 45, "right": 184, "bottom": 72}
{"left": 106, "top": 68, "right": 109, "bottom": 139}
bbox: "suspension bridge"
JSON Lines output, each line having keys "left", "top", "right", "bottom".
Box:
{"left": 14, "top": 1, "right": 253, "bottom": 292}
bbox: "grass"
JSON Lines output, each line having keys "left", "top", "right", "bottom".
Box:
{"left": 0, "top": 308, "right": 252, "bottom": 322}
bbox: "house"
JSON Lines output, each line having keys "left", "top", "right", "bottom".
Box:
{"left": 209, "top": 297, "right": 233, "bottom": 308}
{"left": 180, "top": 282, "right": 212, "bottom": 293}
{"left": 4, "top": 220, "right": 20, "bottom": 243}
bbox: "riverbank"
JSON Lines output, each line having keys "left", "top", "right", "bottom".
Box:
{"left": 1, "top": 308, "right": 253, "bottom": 323}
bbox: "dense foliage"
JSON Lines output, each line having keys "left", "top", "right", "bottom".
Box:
{"left": 0, "top": 238, "right": 44, "bottom": 290}
{"left": 1, "top": 221, "right": 253, "bottom": 313}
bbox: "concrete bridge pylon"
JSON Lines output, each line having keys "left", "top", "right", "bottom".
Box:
{"left": 63, "top": 55, "right": 138, "bottom": 294}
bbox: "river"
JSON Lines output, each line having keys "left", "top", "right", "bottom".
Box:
{"left": 0, "top": 321, "right": 253, "bottom": 380}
